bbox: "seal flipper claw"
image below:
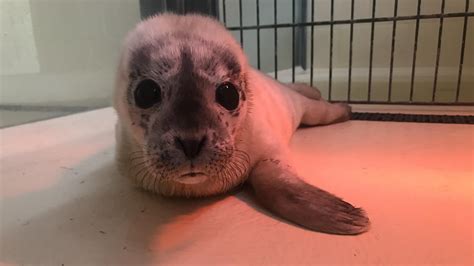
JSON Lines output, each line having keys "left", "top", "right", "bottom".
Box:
{"left": 249, "top": 159, "right": 370, "bottom": 235}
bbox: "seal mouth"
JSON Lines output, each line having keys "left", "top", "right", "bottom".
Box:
{"left": 175, "top": 172, "right": 208, "bottom": 185}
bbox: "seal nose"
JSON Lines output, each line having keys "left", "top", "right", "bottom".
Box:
{"left": 174, "top": 135, "right": 207, "bottom": 159}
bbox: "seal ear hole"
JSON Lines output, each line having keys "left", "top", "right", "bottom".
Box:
{"left": 134, "top": 79, "right": 162, "bottom": 109}
{"left": 216, "top": 82, "right": 240, "bottom": 111}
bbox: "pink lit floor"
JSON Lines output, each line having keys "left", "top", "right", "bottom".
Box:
{"left": 1, "top": 108, "right": 473, "bottom": 265}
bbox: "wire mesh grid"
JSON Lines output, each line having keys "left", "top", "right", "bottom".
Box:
{"left": 221, "top": 0, "right": 473, "bottom": 106}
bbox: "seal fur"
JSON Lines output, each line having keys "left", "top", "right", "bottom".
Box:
{"left": 113, "top": 13, "right": 370, "bottom": 235}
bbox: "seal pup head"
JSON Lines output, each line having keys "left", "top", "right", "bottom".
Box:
{"left": 114, "top": 13, "right": 252, "bottom": 197}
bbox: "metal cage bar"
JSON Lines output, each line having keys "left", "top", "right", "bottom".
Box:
{"left": 388, "top": 0, "right": 398, "bottom": 102}
{"left": 368, "top": 0, "right": 376, "bottom": 102}
{"left": 273, "top": 0, "right": 278, "bottom": 79}
{"left": 328, "top": 0, "right": 334, "bottom": 101}
{"left": 309, "top": 0, "right": 314, "bottom": 87}
{"left": 432, "top": 0, "right": 446, "bottom": 102}
{"left": 238, "top": 0, "right": 243, "bottom": 47}
{"left": 256, "top": 0, "right": 261, "bottom": 70}
{"left": 456, "top": 0, "right": 470, "bottom": 102}
{"left": 409, "top": 0, "right": 422, "bottom": 102}
{"left": 347, "top": 0, "right": 354, "bottom": 101}
{"left": 222, "top": 0, "right": 227, "bottom": 25}
{"left": 292, "top": 0, "right": 296, "bottom": 83}
{"left": 227, "top": 12, "right": 474, "bottom": 30}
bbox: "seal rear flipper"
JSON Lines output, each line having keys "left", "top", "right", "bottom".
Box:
{"left": 249, "top": 159, "right": 370, "bottom": 235}
{"left": 285, "top": 82, "right": 322, "bottom": 100}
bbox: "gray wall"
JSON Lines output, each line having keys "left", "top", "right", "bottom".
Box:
{"left": 1, "top": 0, "right": 141, "bottom": 107}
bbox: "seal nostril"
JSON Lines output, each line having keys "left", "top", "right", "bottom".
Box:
{"left": 174, "top": 135, "right": 207, "bottom": 159}
{"left": 174, "top": 137, "right": 185, "bottom": 152}
{"left": 198, "top": 136, "right": 207, "bottom": 152}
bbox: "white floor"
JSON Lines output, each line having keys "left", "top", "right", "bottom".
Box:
{"left": 0, "top": 110, "right": 71, "bottom": 128}
{"left": 0, "top": 108, "right": 472, "bottom": 265}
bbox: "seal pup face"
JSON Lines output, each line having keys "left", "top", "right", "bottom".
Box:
{"left": 114, "top": 14, "right": 252, "bottom": 197}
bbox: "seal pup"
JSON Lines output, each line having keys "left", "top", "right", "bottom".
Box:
{"left": 113, "top": 13, "right": 369, "bottom": 235}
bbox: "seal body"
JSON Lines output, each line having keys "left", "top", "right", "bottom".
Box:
{"left": 113, "top": 13, "right": 369, "bottom": 235}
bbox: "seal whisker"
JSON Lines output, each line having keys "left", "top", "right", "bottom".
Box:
{"left": 135, "top": 162, "right": 157, "bottom": 188}
{"left": 129, "top": 157, "right": 155, "bottom": 172}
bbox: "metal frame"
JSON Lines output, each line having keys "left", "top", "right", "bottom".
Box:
{"left": 223, "top": 0, "right": 473, "bottom": 106}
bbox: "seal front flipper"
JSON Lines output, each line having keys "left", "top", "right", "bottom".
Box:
{"left": 249, "top": 159, "right": 370, "bottom": 235}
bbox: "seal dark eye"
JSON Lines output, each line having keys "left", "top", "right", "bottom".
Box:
{"left": 216, "top": 82, "right": 239, "bottom": 111}
{"left": 134, "top": 79, "right": 161, "bottom": 109}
